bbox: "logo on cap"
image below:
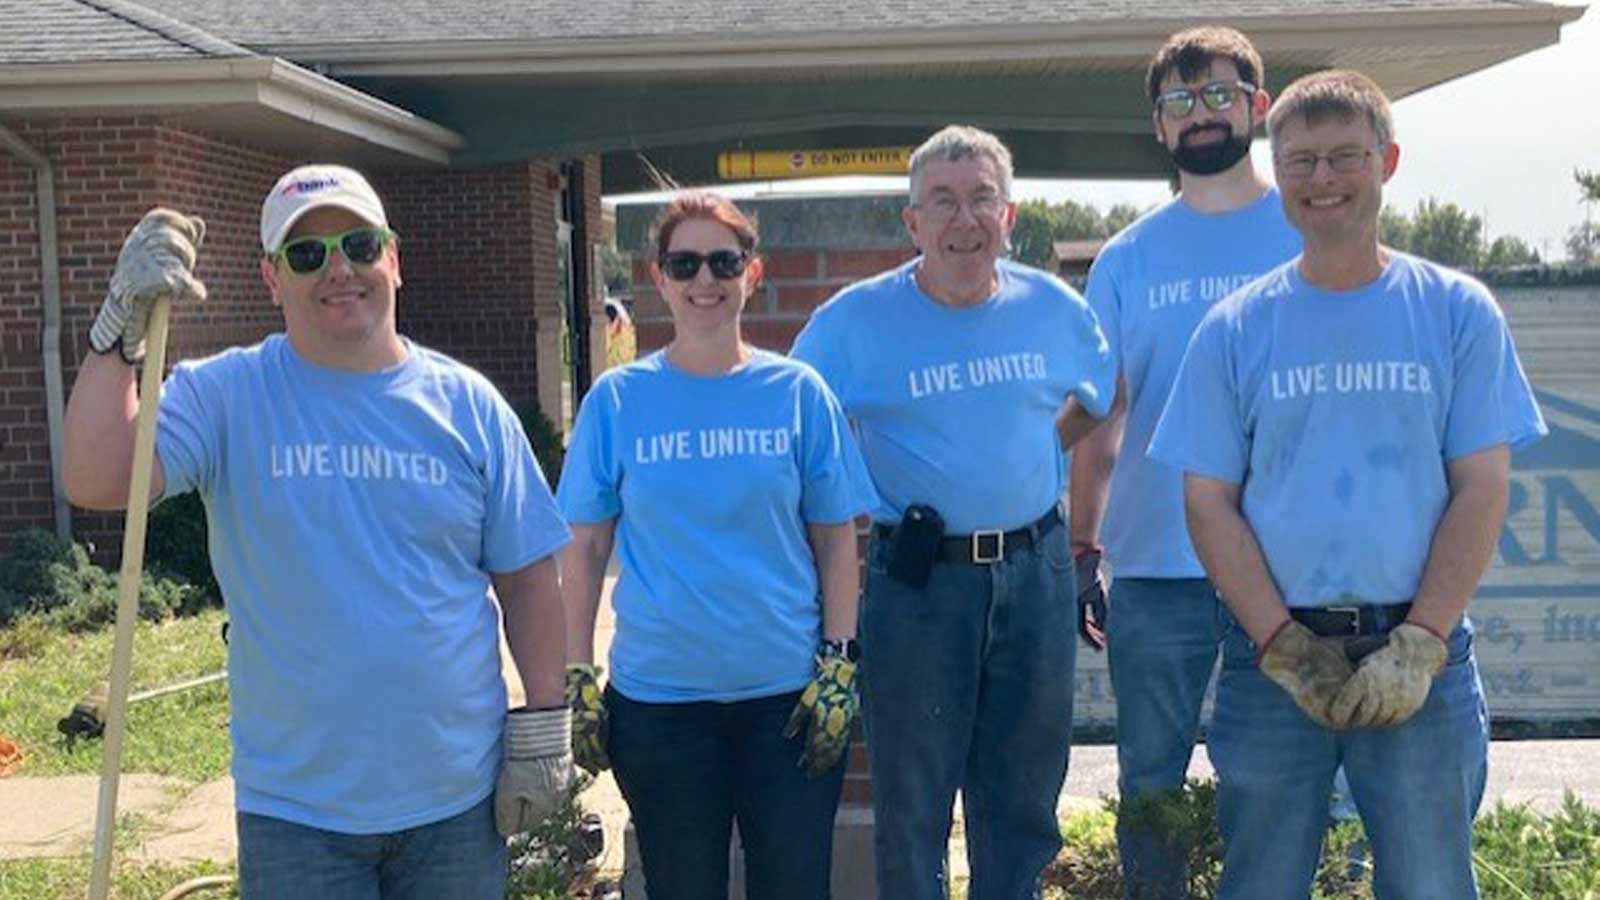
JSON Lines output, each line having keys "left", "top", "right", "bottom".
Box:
{"left": 281, "top": 177, "right": 340, "bottom": 198}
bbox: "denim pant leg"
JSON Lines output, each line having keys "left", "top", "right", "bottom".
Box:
{"left": 963, "top": 536, "right": 1078, "bottom": 900}
{"left": 237, "top": 812, "right": 384, "bottom": 900}
{"left": 1210, "top": 620, "right": 1340, "bottom": 900}
{"left": 380, "top": 796, "right": 507, "bottom": 900}
{"left": 730, "top": 690, "right": 847, "bottom": 900}
{"left": 861, "top": 542, "right": 989, "bottom": 900}
{"left": 1105, "top": 577, "right": 1222, "bottom": 900}
{"left": 607, "top": 687, "right": 736, "bottom": 900}
{"left": 1344, "top": 623, "right": 1487, "bottom": 900}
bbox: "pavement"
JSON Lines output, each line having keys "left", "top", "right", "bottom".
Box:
{"left": 4, "top": 572, "right": 1600, "bottom": 877}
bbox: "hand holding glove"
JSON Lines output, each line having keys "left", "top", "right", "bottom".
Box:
{"left": 90, "top": 209, "right": 208, "bottom": 363}
{"left": 1330, "top": 623, "right": 1447, "bottom": 729}
{"left": 494, "top": 706, "right": 574, "bottom": 837}
{"left": 1074, "top": 547, "right": 1108, "bottom": 651}
{"left": 1258, "top": 620, "right": 1356, "bottom": 729}
{"left": 564, "top": 663, "right": 610, "bottom": 775}
{"left": 783, "top": 648, "right": 859, "bottom": 778}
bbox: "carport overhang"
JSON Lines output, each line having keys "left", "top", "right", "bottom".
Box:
{"left": 0, "top": 56, "right": 463, "bottom": 166}
{"left": 312, "top": 5, "right": 1584, "bottom": 190}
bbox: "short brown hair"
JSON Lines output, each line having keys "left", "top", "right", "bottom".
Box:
{"left": 1147, "top": 26, "right": 1264, "bottom": 102}
{"left": 1267, "top": 69, "right": 1394, "bottom": 147}
{"left": 648, "top": 191, "right": 759, "bottom": 257}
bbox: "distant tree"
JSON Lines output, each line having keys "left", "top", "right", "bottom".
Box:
{"left": 1567, "top": 222, "right": 1600, "bottom": 268}
{"left": 1011, "top": 200, "right": 1060, "bottom": 269}
{"left": 602, "top": 244, "right": 631, "bottom": 292}
{"left": 1483, "top": 235, "right": 1539, "bottom": 269}
{"left": 1407, "top": 198, "right": 1482, "bottom": 269}
{"left": 1104, "top": 203, "right": 1143, "bottom": 236}
{"left": 1052, "top": 199, "right": 1106, "bottom": 241}
{"left": 1577, "top": 168, "right": 1600, "bottom": 204}
{"left": 1379, "top": 205, "right": 1413, "bottom": 252}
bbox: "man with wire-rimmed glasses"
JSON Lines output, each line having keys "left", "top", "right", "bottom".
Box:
{"left": 1068, "top": 26, "right": 1300, "bottom": 899}
{"left": 792, "top": 125, "right": 1115, "bottom": 900}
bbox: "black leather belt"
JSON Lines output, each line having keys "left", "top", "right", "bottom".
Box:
{"left": 874, "top": 506, "right": 1061, "bottom": 565}
{"left": 1290, "top": 603, "right": 1413, "bottom": 638}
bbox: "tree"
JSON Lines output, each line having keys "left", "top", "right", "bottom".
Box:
{"left": 1103, "top": 203, "right": 1142, "bottom": 236}
{"left": 1567, "top": 222, "right": 1600, "bottom": 268}
{"left": 1011, "top": 200, "right": 1059, "bottom": 269}
{"left": 1483, "top": 236, "right": 1539, "bottom": 269}
{"left": 1577, "top": 168, "right": 1600, "bottom": 204}
{"left": 1378, "top": 205, "right": 1413, "bottom": 253}
{"left": 1407, "top": 198, "right": 1482, "bottom": 269}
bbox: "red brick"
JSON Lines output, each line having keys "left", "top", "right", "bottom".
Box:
{"left": 774, "top": 283, "right": 838, "bottom": 315}
{"left": 761, "top": 250, "right": 819, "bottom": 280}
{"left": 826, "top": 247, "right": 916, "bottom": 279}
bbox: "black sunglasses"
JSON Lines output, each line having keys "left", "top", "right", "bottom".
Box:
{"left": 658, "top": 249, "right": 749, "bottom": 282}
{"left": 274, "top": 228, "right": 394, "bottom": 275}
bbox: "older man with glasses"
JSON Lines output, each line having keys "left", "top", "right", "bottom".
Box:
{"left": 63, "top": 164, "right": 574, "bottom": 900}
{"left": 1151, "top": 70, "right": 1545, "bottom": 899}
{"left": 1067, "top": 26, "right": 1302, "bottom": 899}
{"left": 792, "top": 125, "right": 1115, "bottom": 900}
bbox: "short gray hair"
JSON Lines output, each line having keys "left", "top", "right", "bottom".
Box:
{"left": 1268, "top": 69, "right": 1394, "bottom": 149}
{"left": 908, "top": 125, "right": 1014, "bottom": 203}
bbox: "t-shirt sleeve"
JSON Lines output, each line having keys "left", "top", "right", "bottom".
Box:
{"left": 1083, "top": 248, "right": 1123, "bottom": 378}
{"left": 790, "top": 305, "right": 851, "bottom": 405}
{"left": 556, "top": 380, "right": 623, "bottom": 525}
{"left": 1064, "top": 291, "right": 1116, "bottom": 419}
{"left": 481, "top": 390, "right": 570, "bottom": 573}
{"left": 1148, "top": 314, "right": 1249, "bottom": 484}
{"left": 155, "top": 363, "right": 219, "bottom": 501}
{"left": 1442, "top": 283, "right": 1548, "bottom": 459}
{"left": 797, "top": 372, "right": 880, "bottom": 524}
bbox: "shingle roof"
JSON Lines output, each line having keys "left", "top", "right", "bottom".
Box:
{"left": 1, "top": 0, "right": 249, "bottom": 65}
{"left": 122, "top": 0, "right": 1559, "bottom": 54}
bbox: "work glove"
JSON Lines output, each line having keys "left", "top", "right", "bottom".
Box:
{"left": 1330, "top": 623, "right": 1447, "bottom": 729}
{"left": 90, "top": 209, "right": 208, "bottom": 363}
{"left": 783, "top": 650, "right": 859, "bottom": 778}
{"left": 494, "top": 706, "right": 574, "bottom": 837}
{"left": 565, "top": 663, "right": 610, "bottom": 775}
{"left": 1258, "top": 620, "right": 1355, "bottom": 729}
{"left": 1075, "top": 547, "right": 1108, "bottom": 651}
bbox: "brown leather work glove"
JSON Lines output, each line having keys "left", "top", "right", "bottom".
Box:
{"left": 1330, "top": 623, "right": 1447, "bottom": 729}
{"left": 1258, "top": 620, "right": 1355, "bottom": 729}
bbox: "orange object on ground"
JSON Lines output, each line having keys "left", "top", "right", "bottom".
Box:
{"left": 0, "top": 735, "right": 24, "bottom": 777}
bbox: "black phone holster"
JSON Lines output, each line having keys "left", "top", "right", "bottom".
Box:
{"left": 886, "top": 504, "right": 945, "bottom": 589}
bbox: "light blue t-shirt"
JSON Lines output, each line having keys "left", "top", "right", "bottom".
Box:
{"left": 556, "top": 349, "right": 877, "bottom": 703}
{"left": 157, "top": 334, "right": 570, "bottom": 833}
{"left": 1149, "top": 253, "right": 1546, "bottom": 608}
{"left": 1086, "top": 190, "right": 1300, "bottom": 577}
{"left": 791, "top": 258, "right": 1114, "bottom": 535}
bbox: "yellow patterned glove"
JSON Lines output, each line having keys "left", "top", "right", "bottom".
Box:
{"left": 783, "top": 649, "right": 859, "bottom": 778}
{"left": 564, "top": 663, "right": 610, "bottom": 775}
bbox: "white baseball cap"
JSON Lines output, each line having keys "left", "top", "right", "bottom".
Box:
{"left": 260, "top": 164, "right": 388, "bottom": 254}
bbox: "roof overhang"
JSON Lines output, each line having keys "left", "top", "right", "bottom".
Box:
{"left": 0, "top": 57, "right": 464, "bottom": 166}
{"left": 323, "top": 4, "right": 1583, "bottom": 189}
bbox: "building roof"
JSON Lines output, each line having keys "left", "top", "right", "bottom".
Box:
{"left": 1, "top": 0, "right": 248, "bottom": 65}
{"left": 1052, "top": 240, "right": 1107, "bottom": 264}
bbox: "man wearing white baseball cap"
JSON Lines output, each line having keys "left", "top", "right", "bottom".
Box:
{"left": 63, "top": 164, "right": 575, "bottom": 899}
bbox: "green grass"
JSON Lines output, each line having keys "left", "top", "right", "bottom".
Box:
{"left": 0, "top": 608, "right": 230, "bottom": 781}
{"left": 0, "top": 857, "right": 236, "bottom": 900}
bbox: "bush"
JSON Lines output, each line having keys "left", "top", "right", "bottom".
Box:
{"left": 145, "top": 491, "right": 221, "bottom": 607}
{"left": 515, "top": 402, "right": 566, "bottom": 490}
{"left": 505, "top": 774, "right": 610, "bottom": 899}
{"left": 0, "top": 529, "right": 200, "bottom": 633}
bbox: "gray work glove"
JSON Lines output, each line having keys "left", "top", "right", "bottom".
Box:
{"left": 1330, "top": 623, "right": 1447, "bottom": 729}
{"left": 90, "top": 209, "right": 207, "bottom": 363}
{"left": 1258, "top": 620, "right": 1355, "bottom": 729}
{"left": 1074, "top": 548, "right": 1108, "bottom": 651}
{"left": 494, "top": 706, "right": 574, "bottom": 837}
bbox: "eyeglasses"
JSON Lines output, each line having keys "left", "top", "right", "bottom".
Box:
{"left": 658, "top": 249, "right": 749, "bottom": 281}
{"left": 273, "top": 228, "right": 394, "bottom": 275}
{"left": 913, "top": 191, "right": 1007, "bottom": 223}
{"left": 1155, "top": 80, "right": 1257, "bottom": 120}
{"left": 1275, "top": 147, "right": 1378, "bottom": 179}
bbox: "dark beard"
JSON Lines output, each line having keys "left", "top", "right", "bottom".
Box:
{"left": 1170, "top": 127, "right": 1252, "bottom": 176}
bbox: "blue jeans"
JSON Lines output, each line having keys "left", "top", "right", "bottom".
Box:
{"left": 861, "top": 518, "right": 1077, "bottom": 900}
{"left": 1105, "top": 577, "right": 1223, "bottom": 900}
{"left": 236, "top": 795, "right": 505, "bottom": 900}
{"left": 1211, "top": 613, "right": 1488, "bottom": 900}
{"left": 606, "top": 686, "right": 845, "bottom": 900}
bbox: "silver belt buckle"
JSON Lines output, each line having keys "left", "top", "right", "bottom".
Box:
{"left": 1325, "top": 605, "right": 1362, "bottom": 635}
{"left": 971, "top": 529, "right": 1004, "bottom": 564}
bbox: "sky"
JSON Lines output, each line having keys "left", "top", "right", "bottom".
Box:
{"left": 614, "top": 6, "right": 1599, "bottom": 261}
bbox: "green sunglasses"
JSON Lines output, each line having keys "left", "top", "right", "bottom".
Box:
{"left": 273, "top": 227, "right": 395, "bottom": 275}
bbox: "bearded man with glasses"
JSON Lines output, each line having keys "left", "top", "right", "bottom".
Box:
{"left": 63, "top": 164, "right": 574, "bottom": 899}
{"left": 1151, "top": 70, "right": 1545, "bottom": 899}
{"left": 792, "top": 125, "right": 1115, "bottom": 900}
{"left": 1067, "top": 26, "right": 1303, "bottom": 899}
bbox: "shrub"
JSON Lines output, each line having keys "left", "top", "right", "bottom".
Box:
{"left": 0, "top": 529, "right": 200, "bottom": 633}
{"left": 505, "top": 774, "right": 609, "bottom": 899}
{"left": 145, "top": 491, "right": 221, "bottom": 608}
{"left": 515, "top": 402, "right": 566, "bottom": 490}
